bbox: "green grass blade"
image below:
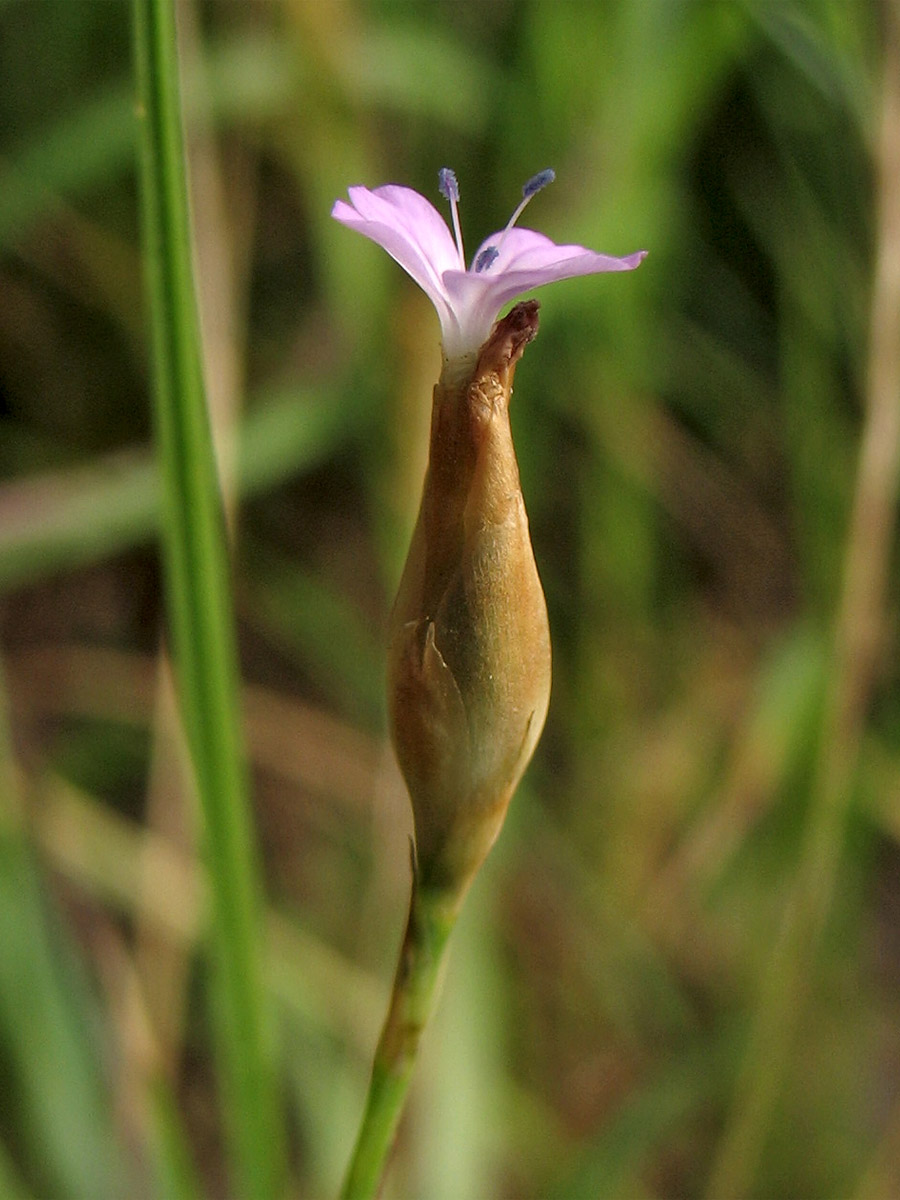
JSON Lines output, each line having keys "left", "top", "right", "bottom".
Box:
{"left": 132, "top": 1, "right": 283, "bottom": 1196}
{"left": 0, "top": 836, "right": 124, "bottom": 1199}
{"left": 0, "top": 662, "right": 123, "bottom": 1200}
{"left": 147, "top": 1077, "right": 203, "bottom": 1200}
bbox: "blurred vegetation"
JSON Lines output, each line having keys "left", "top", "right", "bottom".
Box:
{"left": 1, "top": 1, "right": 899, "bottom": 1198}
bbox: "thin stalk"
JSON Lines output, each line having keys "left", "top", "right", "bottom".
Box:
{"left": 341, "top": 874, "right": 457, "bottom": 1200}
{"left": 706, "top": 9, "right": 900, "bottom": 1197}
{"left": 132, "top": 2, "right": 283, "bottom": 1197}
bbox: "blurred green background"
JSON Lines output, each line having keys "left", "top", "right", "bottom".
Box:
{"left": 2, "top": 1, "right": 899, "bottom": 1197}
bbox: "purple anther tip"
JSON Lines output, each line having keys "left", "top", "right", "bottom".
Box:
{"left": 522, "top": 169, "right": 555, "bottom": 198}
{"left": 438, "top": 167, "right": 460, "bottom": 203}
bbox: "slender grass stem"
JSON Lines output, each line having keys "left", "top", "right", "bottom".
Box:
{"left": 706, "top": 10, "right": 900, "bottom": 1197}
{"left": 132, "top": 2, "right": 283, "bottom": 1196}
{"left": 341, "top": 873, "right": 457, "bottom": 1200}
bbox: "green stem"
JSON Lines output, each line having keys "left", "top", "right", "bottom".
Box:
{"left": 132, "top": 1, "right": 283, "bottom": 1196}
{"left": 341, "top": 877, "right": 457, "bottom": 1200}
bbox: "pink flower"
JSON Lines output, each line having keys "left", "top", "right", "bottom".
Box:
{"left": 332, "top": 169, "right": 647, "bottom": 360}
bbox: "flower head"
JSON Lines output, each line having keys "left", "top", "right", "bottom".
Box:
{"left": 332, "top": 169, "right": 647, "bottom": 360}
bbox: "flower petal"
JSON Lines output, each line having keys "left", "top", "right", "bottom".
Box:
{"left": 475, "top": 226, "right": 646, "bottom": 284}
{"left": 439, "top": 228, "right": 647, "bottom": 355}
{"left": 331, "top": 186, "right": 461, "bottom": 331}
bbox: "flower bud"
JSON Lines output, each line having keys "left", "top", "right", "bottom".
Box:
{"left": 387, "top": 301, "right": 551, "bottom": 899}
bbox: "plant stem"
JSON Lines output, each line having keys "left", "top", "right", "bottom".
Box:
{"left": 132, "top": 1, "right": 283, "bottom": 1196}
{"left": 341, "top": 875, "right": 457, "bottom": 1200}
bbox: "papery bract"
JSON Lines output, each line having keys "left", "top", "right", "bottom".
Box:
{"left": 387, "top": 300, "right": 551, "bottom": 897}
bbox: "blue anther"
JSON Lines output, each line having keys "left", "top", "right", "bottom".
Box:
{"left": 474, "top": 246, "right": 499, "bottom": 272}
{"left": 522, "top": 168, "right": 555, "bottom": 198}
{"left": 438, "top": 167, "right": 460, "bottom": 203}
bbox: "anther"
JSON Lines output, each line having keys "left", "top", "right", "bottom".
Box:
{"left": 438, "top": 168, "right": 460, "bottom": 203}
{"left": 438, "top": 167, "right": 465, "bottom": 268}
{"left": 522, "top": 168, "right": 556, "bottom": 199}
{"left": 474, "top": 246, "right": 499, "bottom": 273}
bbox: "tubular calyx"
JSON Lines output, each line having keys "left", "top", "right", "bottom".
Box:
{"left": 388, "top": 300, "right": 552, "bottom": 902}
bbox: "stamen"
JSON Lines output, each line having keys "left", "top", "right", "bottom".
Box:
{"left": 503, "top": 167, "right": 556, "bottom": 235}
{"left": 523, "top": 168, "right": 556, "bottom": 198}
{"left": 474, "top": 246, "right": 499, "bottom": 273}
{"left": 438, "top": 167, "right": 465, "bottom": 268}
